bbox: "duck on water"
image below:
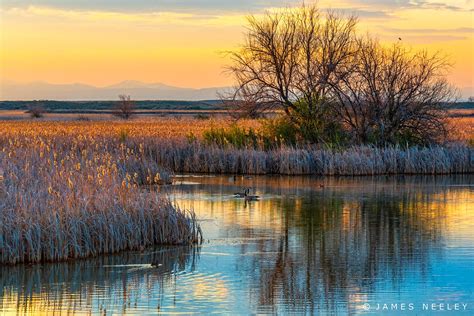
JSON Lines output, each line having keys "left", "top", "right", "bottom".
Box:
{"left": 234, "top": 188, "right": 260, "bottom": 201}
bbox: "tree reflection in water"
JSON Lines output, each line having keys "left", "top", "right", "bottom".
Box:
{"left": 172, "top": 175, "right": 468, "bottom": 314}
{"left": 246, "top": 191, "right": 446, "bottom": 314}
{"left": 1, "top": 175, "right": 472, "bottom": 314}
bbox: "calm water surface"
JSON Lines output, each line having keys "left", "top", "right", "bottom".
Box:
{"left": 1, "top": 175, "right": 473, "bottom": 315}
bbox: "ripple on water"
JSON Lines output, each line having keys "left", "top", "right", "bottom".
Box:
{"left": 1, "top": 174, "right": 473, "bottom": 315}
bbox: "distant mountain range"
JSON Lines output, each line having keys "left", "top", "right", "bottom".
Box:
{"left": 0, "top": 80, "right": 230, "bottom": 101}
{"left": 1, "top": 80, "right": 472, "bottom": 101}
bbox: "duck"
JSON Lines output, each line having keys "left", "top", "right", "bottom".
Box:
{"left": 234, "top": 188, "right": 247, "bottom": 198}
{"left": 244, "top": 188, "right": 260, "bottom": 201}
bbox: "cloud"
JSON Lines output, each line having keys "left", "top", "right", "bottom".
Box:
{"left": 382, "top": 26, "right": 474, "bottom": 34}
{"left": 0, "top": 0, "right": 296, "bottom": 13}
{"left": 0, "top": 2, "right": 392, "bottom": 27}
{"left": 0, "top": 0, "right": 401, "bottom": 19}
{"left": 355, "top": 0, "right": 473, "bottom": 11}
{"left": 1, "top": 6, "right": 247, "bottom": 27}
{"left": 3, "top": 0, "right": 472, "bottom": 15}
{"left": 329, "top": 8, "right": 391, "bottom": 18}
{"left": 401, "top": 35, "right": 469, "bottom": 42}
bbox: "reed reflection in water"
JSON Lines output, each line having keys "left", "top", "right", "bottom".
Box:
{"left": 1, "top": 175, "right": 473, "bottom": 314}
{"left": 1, "top": 246, "right": 199, "bottom": 315}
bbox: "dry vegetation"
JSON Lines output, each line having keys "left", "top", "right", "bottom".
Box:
{"left": 0, "top": 120, "right": 203, "bottom": 264}
{"left": 0, "top": 117, "right": 471, "bottom": 264}
{"left": 448, "top": 116, "right": 474, "bottom": 144}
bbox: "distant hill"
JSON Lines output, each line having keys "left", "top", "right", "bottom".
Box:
{"left": 0, "top": 80, "right": 230, "bottom": 101}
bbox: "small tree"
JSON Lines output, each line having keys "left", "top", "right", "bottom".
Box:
{"left": 28, "top": 104, "right": 46, "bottom": 118}
{"left": 113, "top": 95, "right": 135, "bottom": 119}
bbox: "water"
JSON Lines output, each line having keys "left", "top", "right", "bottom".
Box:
{"left": 1, "top": 175, "right": 473, "bottom": 315}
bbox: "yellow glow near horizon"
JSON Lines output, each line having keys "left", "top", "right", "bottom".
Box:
{"left": 0, "top": 2, "right": 473, "bottom": 92}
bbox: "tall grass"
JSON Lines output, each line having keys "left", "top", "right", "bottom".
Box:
{"left": 1, "top": 119, "right": 470, "bottom": 264}
{"left": 150, "top": 141, "right": 473, "bottom": 175}
{"left": 0, "top": 129, "right": 201, "bottom": 265}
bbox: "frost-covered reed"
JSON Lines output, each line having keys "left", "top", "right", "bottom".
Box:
{"left": 0, "top": 131, "right": 201, "bottom": 265}
{"left": 149, "top": 141, "right": 473, "bottom": 175}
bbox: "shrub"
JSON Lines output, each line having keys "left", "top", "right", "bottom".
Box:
{"left": 260, "top": 117, "right": 298, "bottom": 147}
{"left": 203, "top": 124, "right": 262, "bottom": 149}
{"left": 76, "top": 115, "right": 91, "bottom": 121}
{"left": 119, "top": 128, "right": 129, "bottom": 143}
{"left": 113, "top": 95, "right": 135, "bottom": 119}
{"left": 28, "top": 105, "right": 46, "bottom": 118}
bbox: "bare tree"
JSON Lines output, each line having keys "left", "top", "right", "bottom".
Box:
{"left": 113, "top": 95, "right": 136, "bottom": 119}
{"left": 228, "top": 3, "right": 456, "bottom": 145}
{"left": 331, "top": 37, "right": 456, "bottom": 144}
{"left": 227, "top": 4, "right": 357, "bottom": 137}
{"left": 28, "top": 104, "right": 46, "bottom": 118}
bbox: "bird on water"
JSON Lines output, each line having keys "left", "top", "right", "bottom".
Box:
{"left": 234, "top": 188, "right": 260, "bottom": 201}
{"left": 244, "top": 188, "right": 260, "bottom": 201}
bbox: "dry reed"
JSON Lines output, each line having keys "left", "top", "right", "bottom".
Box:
{"left": 0, "top": 126, "right": 201, "bottom": 264}
{"left": 0, "top": 119, "right": 471, "bottom": 264}
{"left": 148, "top": 141, "right": 473, "bottom": 175}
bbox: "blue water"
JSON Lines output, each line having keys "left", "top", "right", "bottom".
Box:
{"left": 1, "top": 175, "right": 473, "bottom": 315}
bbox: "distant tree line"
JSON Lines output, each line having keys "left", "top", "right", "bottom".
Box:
{"left": 227, "top": 4, "right": 457, "bottom": 145}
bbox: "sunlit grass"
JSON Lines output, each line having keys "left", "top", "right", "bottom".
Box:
{"left": 0, "top": 117, "right": 471, "bottom": 264}
{"left": 448, "top": 116, "right": 474, "bottom": 145}
{"left": 0, "top": 121, "right": 203, "bottom": 264}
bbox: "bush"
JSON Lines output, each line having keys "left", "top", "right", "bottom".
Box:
{"left": 203, "top": 124, "right": 262, "bottom": 149}
{"left": 28, "top": 105, "right": 46, "bottom": 118}
{"left": 118, "top": 128, "right": 129, "bottom": 143}
{"left": 76, "top": 115, "right": 91, "bottom": 121}
{"left": 288, "top": 99, "right": 348, "bottom": 145}
{"left": 113, "top": 95, "right": 135, "bottom": 119}
{"left": 260, "top": 117, "right": 298, "bottom": 147}
{"left": 203, "top": 119, "right": 300, "bottom": 150}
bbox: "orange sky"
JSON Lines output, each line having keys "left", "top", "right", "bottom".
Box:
{"left": 0, "top": 0, "right": 472, "bottom": 94}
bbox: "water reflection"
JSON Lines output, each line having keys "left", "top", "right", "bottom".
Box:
{"left": 1, "top": 175, "right": 473, "bottom": 314}
{"left": 1, "top": 246, "right": 199, "bottom": 315}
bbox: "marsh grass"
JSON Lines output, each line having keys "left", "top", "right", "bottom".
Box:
{"left": 0, "top": 119, "right": 471, "bottom": 264}
{"left": 0, "top": 129, "right": 201, "bottom": 264}
{"left": 150, "top": 141, "right": 472, "bottom": 175}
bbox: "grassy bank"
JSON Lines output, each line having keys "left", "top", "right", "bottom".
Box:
{"left": 0, "top": 120, "right": 471, "bottom": 264}
{"left": 0, "top": 127, "right": 201, "bottom": 264}
{"left": 0, "top": 120, "right": 471, "bottom": 176}
{"left": 149, "top": 141, "right": 472, "bottom": 175}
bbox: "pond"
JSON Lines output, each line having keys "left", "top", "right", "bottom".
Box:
{"left": 1, "top": 175, "right": 473, "bottom": 314}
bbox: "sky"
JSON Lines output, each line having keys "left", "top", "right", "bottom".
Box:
{"left": 0, "top": 0, "right": 473, "bottom": 94}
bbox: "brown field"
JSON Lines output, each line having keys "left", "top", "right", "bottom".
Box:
{"left": 0, "top": 110, "right": 471, "bottom": 141}
{"left": 448, "top": 116, "right": 474, "bottom": 143}
{"left": 0, "top": 117, "right": 260, "bottom": 139}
